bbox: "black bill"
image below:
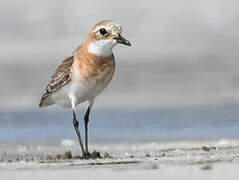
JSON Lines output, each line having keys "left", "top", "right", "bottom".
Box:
{"left": 115, "top": 34, "right": 131, "bottom": 46}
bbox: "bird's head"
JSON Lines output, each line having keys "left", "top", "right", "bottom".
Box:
{"left": 87, "top": 20, "right": 131, "bottom": 56}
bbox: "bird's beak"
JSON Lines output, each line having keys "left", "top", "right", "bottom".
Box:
{"left": 115, "top": 34, "right": 131, "bottom": 46}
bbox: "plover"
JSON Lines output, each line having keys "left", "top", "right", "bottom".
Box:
{"left": 39, "top": 20, "right": 131, "bottom": 158}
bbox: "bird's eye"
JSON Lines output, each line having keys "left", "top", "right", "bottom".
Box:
{"left": 99, "top": 28, "right": 107, "bottom": 36}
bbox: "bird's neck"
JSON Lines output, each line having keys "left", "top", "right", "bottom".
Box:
{"left": 85, "top": 38, "right": 116, "bottom": 57}
{"left": 73, "top": 43, "right": 115, "bottom": 80}
{"left": 74, "top": 42, "right": 115, "bottom": 67}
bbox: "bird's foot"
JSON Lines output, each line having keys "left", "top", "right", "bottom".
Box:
{"left": 83, "top": 151, "right": 91, "bottom": 159}
{"left": 82, "top": 150, "right": 101, "bottom": 159}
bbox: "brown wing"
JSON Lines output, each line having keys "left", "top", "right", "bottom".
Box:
{"left": 39, "top": 56, "right": 74, "bottom": 107}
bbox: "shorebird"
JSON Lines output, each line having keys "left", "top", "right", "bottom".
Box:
{"left": 39, "top": 20, "right": 131, "bottom": 158}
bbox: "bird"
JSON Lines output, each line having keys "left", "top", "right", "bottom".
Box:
{"left": 39, "top": 20, "right": 131, "bottom": 158}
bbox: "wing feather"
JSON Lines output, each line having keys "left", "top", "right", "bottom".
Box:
{"left": 39, "top": 56, "right": 74, "bottom": 107}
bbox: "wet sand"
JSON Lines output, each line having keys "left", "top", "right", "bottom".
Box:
{"left": 1, "top": 139, "right": 239, "bottom": 180}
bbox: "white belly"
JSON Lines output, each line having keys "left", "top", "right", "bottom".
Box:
{"left": 51, "top": 73, "right": 113, "bottom": 108}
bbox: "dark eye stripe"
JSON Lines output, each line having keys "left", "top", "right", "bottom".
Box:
{"left": 99, "top": 28, "right": 107, "bottom": 35}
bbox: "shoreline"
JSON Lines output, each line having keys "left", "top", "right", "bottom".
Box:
{"left": 0, "top": 139, "right": 239, "bottom": 179}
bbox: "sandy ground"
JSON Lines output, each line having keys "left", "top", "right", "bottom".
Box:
{"left": 0, "top": 139, "right": 239, "bottom": 180}
{"left": 1, "top": 163, "right": 239, "bottom": 180}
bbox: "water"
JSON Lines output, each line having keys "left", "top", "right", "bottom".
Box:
{"left": 0, "top": 104, "right": 239, "bottom": 143}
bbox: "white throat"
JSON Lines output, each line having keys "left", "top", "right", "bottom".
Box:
{"left": 88, "top": 39, "right": 117, "bottom": 56}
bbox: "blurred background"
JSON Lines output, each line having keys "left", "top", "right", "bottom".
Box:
{"left": 1, "top": 0, "right": 239, "bottom": 143}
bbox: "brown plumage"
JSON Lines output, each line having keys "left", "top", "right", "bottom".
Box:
{"left": 38, "top": 20, "right": 131, "bottom": 158}
{"left": 39, "top": 56, "right": 74, "bottom": 107}
{"left": 74, "top": 43, "right": 115, "bottom": 81}
{"left": 39, "top": 43, "right": 116, "bottom": 107}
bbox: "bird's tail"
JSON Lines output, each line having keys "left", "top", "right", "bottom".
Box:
{"left": 39, "top": 95, "right": 55, "bottom": 107}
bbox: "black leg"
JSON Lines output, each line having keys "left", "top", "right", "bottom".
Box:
{"left": 84, "top": 106, "right": 91, "bottom": 154}
{"left": 73, "top": 110, "right": 85, "bottom": 156}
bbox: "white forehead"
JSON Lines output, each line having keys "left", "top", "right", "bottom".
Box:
{"left": 94, "top": 22, "right": 122, "bottom": 35}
